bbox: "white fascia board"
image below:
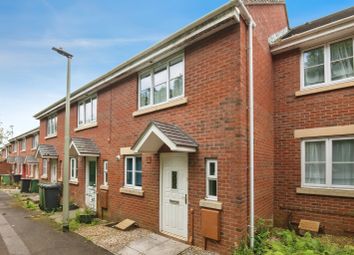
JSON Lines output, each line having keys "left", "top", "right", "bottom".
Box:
{"left": 34, "top": 4, "right": 240, "bottom": 120}
{"left": 271, "top": 16, "right": 354, "bottom": 54}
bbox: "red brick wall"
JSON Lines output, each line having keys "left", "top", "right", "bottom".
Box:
{"left": 273, "top": 49, "right": 354, "bottom": 235}
{"left": 0, "top": 162, "right": 11, "bottom": 175}
{"left": 247, "top": 4, "right": 288, "bottom": 222}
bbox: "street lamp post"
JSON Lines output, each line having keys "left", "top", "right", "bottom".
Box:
{"left": 52, "top": 47, "right": 73, "bottom": 232}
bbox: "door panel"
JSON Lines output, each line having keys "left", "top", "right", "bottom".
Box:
{"left": 161, "top": 153, "right": 188, "bottom": 239}
{"left": 50, "top": 160, "right": 57, "bottom": 183}
{"left": 85, "top": 158, "right": 97, "bottom": 211}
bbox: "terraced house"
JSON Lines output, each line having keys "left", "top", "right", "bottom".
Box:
{"left": 29, "top": 0, "right": 354, "bottom": 254}
{"left": 6, "top": 128, "right": 40, "bottom": 180}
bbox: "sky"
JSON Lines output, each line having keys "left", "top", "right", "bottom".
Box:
{"left": 0, "top": 0, "right": 353, "bottom": 137}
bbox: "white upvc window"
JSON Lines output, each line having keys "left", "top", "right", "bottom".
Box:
{"left": 206, "top": 159, "right": 218, "bottom": 200}
{"left": 42, "top": 159, "right": 48, "bottom": 177}
{"left": 301, "top": 137, "right": 354, "bottom": 188}
{"left": 124, "top": 156, "right": 142, "bottom": 188}
{"left": 21, "top": 139, "right": 26, "bottom": 151}
{"left": 13, "top": 142, "right": 17, "bottom": 152}
{"left": 103, "top": 160, "right": 108, "bottom": 186}
{"left": 47, "top": 115, "right": 57, "bottom": 136}
{"left": 139, "top": 54, "right": 184, "bottom": 109}
{"left": 70, "top": 158, "right": 78, "bottom": 181}
{"left": 32, "top": 134, "right": 39, "bottom": 149}
{"left": 78, "top": 95, "right": 97, "bottom": 127}
{"left": 301, "top": 37, "right": 354, "bottom": 89}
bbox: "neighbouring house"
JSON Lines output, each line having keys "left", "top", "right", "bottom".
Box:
{"left": 7, "top": 128, "right": 40, "bottom": 180}
{"left": 0, "top": 146, "right": 11, "bottom": 175}
{"left": 29, "top": 0, "right": 354, "bottom": 254}
{"left": 271, "top": 6, "right": 354, "bottom": 236}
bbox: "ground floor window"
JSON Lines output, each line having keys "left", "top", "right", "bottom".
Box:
{"left": 125, "top": 156, "right": 142, "bottom": 188}
{"left": 103, "top": 160, "right": 108, "bottom": 186}
{"left": 70, "top": 158, "right": 78, "bottom": 181}
{"left": 206, "top": 159, "right": 218, "bottom": 200}
{"left": 302, "top": 137, "right": 354, "bottom": 188}
{"left": 42, "top": 159, "right": 48, "bottom": 177}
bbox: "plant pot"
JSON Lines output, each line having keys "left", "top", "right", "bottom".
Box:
{"left": 78, "top": 214, "right": 94, "bottom": 224}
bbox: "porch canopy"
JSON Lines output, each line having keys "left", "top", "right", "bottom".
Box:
{"left": 70, "top": 137, "right": 100, "bottom": 157}
{"left": 15, "top": 156, "right": 25, "bottom": 164}
{"left": 132, "top": 121, "right": 198, "bottom": 153}
{"left": 24, "top": 156, "right": 38, "bottom": 164}
{"left": 35, "top": 144, "right": 58, "bottom": 159}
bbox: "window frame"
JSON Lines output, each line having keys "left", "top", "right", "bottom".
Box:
{"left": 300, "top": 36, "right": 354, "bottom": 90}
{"left": 70, "top": 157, "right": 78, "bottom": 181}
{"left": 13, "top": 142, "right": 17, "bottom": 152}
{"left": 21, "top": 139, "right": 26, "bottom": 151}
{"left": 77, "top": 95, "right": 98, "bottom": 127}
{"left": 138, "top": 53, "right": 185, "bottom": 110}
{"left": 124, "top": 156, "right": 142, "bottom": 189}
{"left": 301, "top": 137, "right": 354, "bottom": 189}
{"left": 42, "top": 159, "right": 48, "bottom": 177}
{"left": 103, "top": 160, "right": 108, "bottom": 186}
{"left": 206, "top": 159, "right": 218, "bottom": 201}
{"left": 32, "top": 134, "right": 39, "bottom": 149}
{"left": 47, "top": 115, "right": 57, "bottom": 137}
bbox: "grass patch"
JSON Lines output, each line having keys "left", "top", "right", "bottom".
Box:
{"left": 234, "top": 220, "right": 354, "bottom": 255}
{"left": 24, "top": 200, "right": 38, "bottom": 211}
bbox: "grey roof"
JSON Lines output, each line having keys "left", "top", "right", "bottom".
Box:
{"left": 37, "top": 144, "right": 58, "bottom": 158}
{"left": 24, "top": 156, "right": 38, "bottom": 164}
{"left": 282, "top": 7, "right": 354, "bottom": 39}
{"left": 133, "top": 121, "right": 198, "bottom": 150}
{"left": 6, "top": 156, "right": 15, "bottom": 164}
{"left": 8, "top": 127, "right": 39, "bottom": 142}
{"left": 244, "top": 0, "right": 285, "bottom": 5}
{"left": 71, "top": 137, "right": 100, "bottom": 156}
{"left": 152, "top": 121, "right": 198, "bottom": 148}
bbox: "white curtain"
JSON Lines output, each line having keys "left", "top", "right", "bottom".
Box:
{"left": 331, "top": 39, "right": 354, "bottom": 81}
{"left": 305, "top": 141, "right": 326, "bottom": 184}
{"left": 332, "top": 140, "right": 354, "bottom": 185}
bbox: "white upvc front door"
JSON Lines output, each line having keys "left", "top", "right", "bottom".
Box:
{"left": 50, "top": 159, "right": 57, "bottom": 183}
{"left": 160, "top": 153, "right": 188, "bottom": 240}
{"left": 85, "top": 157, "right": 97, "bottom": 211}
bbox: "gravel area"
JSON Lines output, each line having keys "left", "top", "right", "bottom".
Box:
{"left": 75, "top": 224, "right": 151, "bottom": 254}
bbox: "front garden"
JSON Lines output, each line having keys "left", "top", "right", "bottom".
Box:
{"left": 234, "top": 221, "right": 354, "bottom": 255}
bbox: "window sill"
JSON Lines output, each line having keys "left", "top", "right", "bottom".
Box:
{"left": 296, "top": 187, "right": 354, "bottom": 198}
{"left": 100, "top": 185, "right": 109, "bottom": 190}
{"left": 69, "top": 180, "right": 79, "bottom": 185}
{"left": 295, "top": 80, "right": 354, "bottom": 97}
{"left": 41, "top": 175, "right": 48, "bottom": 180}
{"left": 199, "top": 199, "right": 223, "bottom": 210}
{"left": 45, "top": 134, "right": 57, "bottom": 140}
{"left": 31, "top": 148, "right": 37, "bottom": 151}
{"left": 120, "top": 187, "right": 144, "bottom": 197}
{"left": 133, "top": 97, "right": 188, "bottom": 117}
{"left": 74, "top": 122, "right": 98, "bottom": 132}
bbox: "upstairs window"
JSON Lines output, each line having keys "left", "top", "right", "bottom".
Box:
{"left": 13, "top": 142, "right": 17, "bottom": 152}
{"left": 78, "top": 96, "right": 97, "bottom": 127}
{"left": 32, "top": 134, "right": 39, "bottom": 149}
{"left": 139, "top": 55, "right": 184, "bottom": 108}
{"left": 21, "top": 139, "right": 26, "bottom": 151}
{"left": 47, "top": 115, "right": 57, "bottom": 136}
{"left": 302, "top": 38, "right": 354, "bottom": 88}
{"left": 302, "top": 137, "right": 354, "bottom": 188}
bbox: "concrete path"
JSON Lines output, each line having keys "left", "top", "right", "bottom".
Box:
{"left": 117, "top": 233, "right": 190, "bottom": 255}
{"left": 0, "top": 190, "right": 112, "bottom": 255}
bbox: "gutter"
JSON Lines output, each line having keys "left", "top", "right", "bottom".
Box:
{"left": 234, "top": 0, "right": 256, "bottom": 249}
{"left": 271, "top": 15, "right": 354, "bottom": 54}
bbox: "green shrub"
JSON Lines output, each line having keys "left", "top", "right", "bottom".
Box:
{"left": 233, "top": 221, "right": 354, "bottom": 255}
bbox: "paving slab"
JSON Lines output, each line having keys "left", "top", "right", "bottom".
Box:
{"left": 127, "top": 234, "right": 168, "bottom": 253}
{"left": 145, "top": 239, "right": 190, "bottom": 255}
{"left": 117, "top": 246, "right": 143, "bottom": 255}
